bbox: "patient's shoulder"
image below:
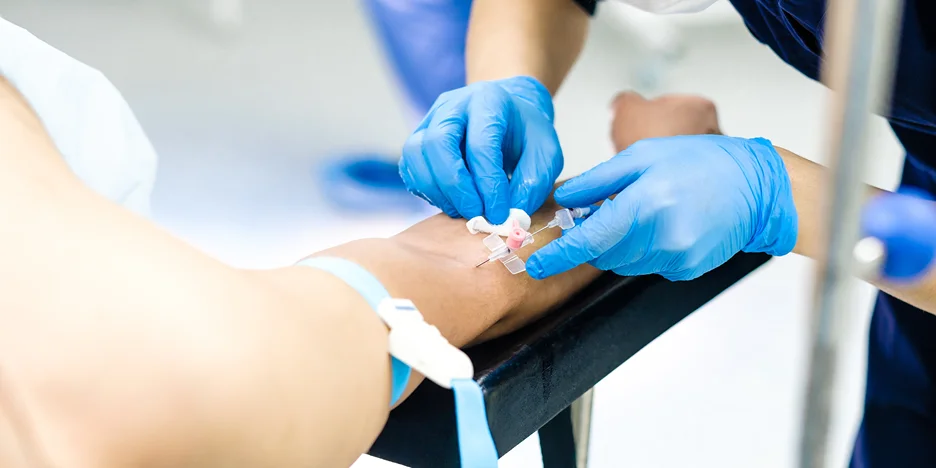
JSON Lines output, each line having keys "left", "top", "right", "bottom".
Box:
{"left": 0, "top": 17, "right": 157, "bottom": 214}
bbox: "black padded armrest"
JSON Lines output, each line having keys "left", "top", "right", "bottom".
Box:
{"left": 369, "top": 252, "right": 770, "bottom": 467}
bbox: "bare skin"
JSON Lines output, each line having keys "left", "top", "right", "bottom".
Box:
{"left": 466, "top": 0, "right": 588, "bottom": 93}
{"left": 0, "top": 73, "right": 602, "bottom": 468}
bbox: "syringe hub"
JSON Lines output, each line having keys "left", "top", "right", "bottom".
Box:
{"left": 555, "top": 209, "right": 576, "bottom": 230}
{"left": 505, "top": 222, "right": 531, "bottom": 250}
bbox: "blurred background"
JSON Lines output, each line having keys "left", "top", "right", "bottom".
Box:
{"left": 0, "top": 1, "right": 907, "bottom": 466}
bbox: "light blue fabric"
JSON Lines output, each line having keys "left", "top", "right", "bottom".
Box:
{"left": 296, "top": 257, "right": 411, "bottom": 405}
{"left": 362, "top": 0, "right": 472, "bottom": 116}
{"left": 451, "top": 378, "right": 498, "bottom": 468}
{"left": 527, "top": 135, "right": 798, "bottom": 281}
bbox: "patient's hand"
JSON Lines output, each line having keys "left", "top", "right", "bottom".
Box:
{"left": 610, "top": 91, "right": 720, "bottom": 152}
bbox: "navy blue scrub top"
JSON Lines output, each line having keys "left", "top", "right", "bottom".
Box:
{"left": 725, "top": 1, "right": 936, "bottom": 466}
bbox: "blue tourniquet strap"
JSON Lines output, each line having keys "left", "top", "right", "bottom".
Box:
{"left": 452, "top": 378, "right": 498, "bottom": 468}
{"left": 297, "top": 257, "right": 498, "bottom": 467}
{"left": 295, "top": 256, "right": 411, "bottom": 406}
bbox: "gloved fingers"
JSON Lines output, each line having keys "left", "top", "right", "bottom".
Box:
{"left": 861, "top": 190, "right": 936, "bottom": 280}
{"left": 423, "top": 98, "right": 484, "bottom": 219}
{"left": 400, "top": 129, "right": 459, "bottom": 216}
{"left": 554, "top": 148, "right": 649, "bottom": 208}
{"left": 526, "top": 194, "right": 639, "bottom": 280}
{"left": 509, "top": 125, "right": 564, "bottom": 215}
{"left": 465, "top": 84, "right": 512, "bottom": 225}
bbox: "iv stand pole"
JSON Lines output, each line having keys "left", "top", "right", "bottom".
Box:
{"left": 798, "top": 0, "right": 904, "bottom": 467}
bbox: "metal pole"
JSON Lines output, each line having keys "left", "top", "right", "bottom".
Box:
{"left": 570, "top": 388, "right": 594, "bottom": 468}
{"left": 799, "top": 0, "right": 904, "bottom": 466}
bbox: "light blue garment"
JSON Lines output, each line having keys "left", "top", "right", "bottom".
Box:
{"left": 399, "top": 75, "right": 562, "bottom": 225}
{"left": 527, "top": 135, "right": 798, "bottom": 281}
{"left": 363, "top": 0, "right": 472, "bottom": 117}
{"left": 0, "top": 16, "right": 157, "bottom": 214}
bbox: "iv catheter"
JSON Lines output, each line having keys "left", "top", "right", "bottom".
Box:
{"left": 474, "top": 207, "right": 594, "bottom": 272}
{"left": 527, "top": 206, "right": 594, "bottom": 239}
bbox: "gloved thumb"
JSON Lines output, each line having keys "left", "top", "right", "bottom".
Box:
{"left": 526, "top": 203, "right": 619, "bottom": 279}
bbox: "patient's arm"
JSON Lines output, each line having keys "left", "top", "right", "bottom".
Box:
{"left": 0, "top": 72, "right": 597, "bottom": 468}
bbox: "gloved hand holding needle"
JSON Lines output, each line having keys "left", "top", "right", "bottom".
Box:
{"left": 398, "top": 76, "right": 563, "bottom": 224}
{"left": 525, "top": 135, "right": 799, "bottom": 281}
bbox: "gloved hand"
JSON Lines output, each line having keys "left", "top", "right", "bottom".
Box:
{"left": 526, "top": 135, "right": 799, "bottom": 281}
{"left": 399, "top": 75, "right": 563, "bottom": 224}
{"left": 862, "top": 189, "right": 936, "bottom": 281}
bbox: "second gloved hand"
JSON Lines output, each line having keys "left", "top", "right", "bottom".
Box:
{"left": 526, "top": 135, "right": 799, "bottom": 281}
{"left": 399, "top": 76, "right": 563, "bottom": 224}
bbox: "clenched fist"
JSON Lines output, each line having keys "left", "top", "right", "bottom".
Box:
{"left": 609, "top": 91, "right": 721, "bottom": 152}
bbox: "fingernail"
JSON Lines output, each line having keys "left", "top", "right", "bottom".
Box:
{"left": 526, "top": 257, "right": 544, "bottom": 280}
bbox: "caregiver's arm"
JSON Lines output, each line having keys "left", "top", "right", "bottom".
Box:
{"left": 0, "top": 75, "right": 598, "bottom": 467}
{"left": 611, "top": 92, "right": 936, "bottom": 312}
{"left": 777, "top": 148, "right": 936, "bottom": 313}
{"left": 467, "top": 0, "right": 589, "bottom": 94}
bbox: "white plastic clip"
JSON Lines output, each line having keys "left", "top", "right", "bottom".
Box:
{"left": 377, "top": 299, "right": 474, "bottom": 389}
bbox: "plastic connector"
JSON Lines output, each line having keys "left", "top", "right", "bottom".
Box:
{"left": 555, "top": 209, "right": 576, "bottom": 230}
{"left": 377, "top": 299, "right": 474, "bottom": 389}
{"left": 481, "top": 232, "right": 532, "bottom": 274}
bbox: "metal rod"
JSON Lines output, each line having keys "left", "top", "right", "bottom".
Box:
{"left": 570, "top": 388, "right": 595, "bottom": 468}
{"left": 799, "top": 0, "right": 904, "bottom": 466}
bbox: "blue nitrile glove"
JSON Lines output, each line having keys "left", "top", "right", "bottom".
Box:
{"left": 399, "top": 75, "right": 563, "bottom": 224}
{"left": 861, "top": 189, "right": 936, "bottom": 281}
{"left": 526, "top": 135, "right": 799, "bottom": 281}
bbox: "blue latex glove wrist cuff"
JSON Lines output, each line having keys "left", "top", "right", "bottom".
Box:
{"left": 741, "top": 137, "right": 799, "bottom": 256}
{"left": 496, "top": 75, "right": 555, "bottom": 122}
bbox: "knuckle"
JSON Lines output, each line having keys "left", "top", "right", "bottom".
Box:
{"left": 611, "top": 91, "right": 643, "bottom": 109}
{"left": 696, "top": 97, "right": 717, "bottom": 114}
{"left": 627, "top": 139, "right": 653, "bottom": 153}
{"left": 646, "top": 180, "right": 678, "bottom": 205}
{"left": 402, "top": 131, "right": 425, "bottom": 155}
{"left": 471, "top": 122, "right": 508, "bottom": 152}
{"left": 424, "top": 127, "right": 460, "bottom": 152}
{"left": 471, "top": 80, "right": 502, "bottom": 97}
